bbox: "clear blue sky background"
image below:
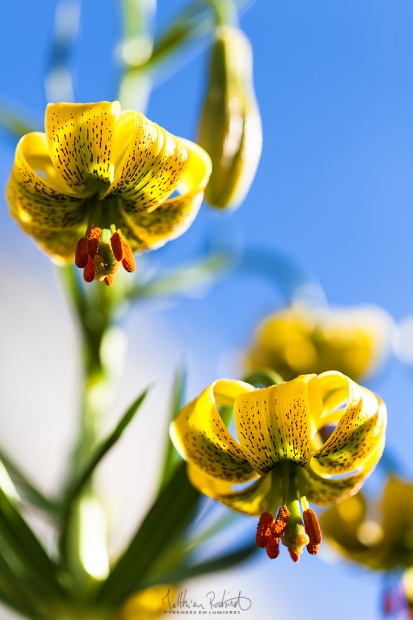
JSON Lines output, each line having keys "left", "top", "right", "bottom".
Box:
{"left": 1, "top": 1, "right": 413, "bottom": 619}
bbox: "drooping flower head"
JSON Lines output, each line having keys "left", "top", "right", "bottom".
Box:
{"left": 7, "top": 101, "right": 212, "bottom": 285}
{"left": 247, "top": 304, "right": 394, "bottom": 382}
{"left": 170, "top": 371, "right": 386, "bottom": 562}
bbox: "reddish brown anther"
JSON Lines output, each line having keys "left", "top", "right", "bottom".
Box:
{"left": 83, "top": 257, "right": 96, "bottom": 282}
{"left": 87, "top": 226, "right": 102, "bottom": 258}
{"left": 75, "top": 237, "right": 89, "bottom": 268}
{"left": 272, "top": 505, "right": 291, "bottom": 536}
{"left": 288, "top": 548, "right": 300, "bottom": 563}
{"left": 303, "top": 508, "right": 322, "bottom": 546}
{"left": 104, "top": 275, "right": 114, "bottom": 286}
{"left": 122, "top": 240, "right": 136, "bottom": 273}
{"left": 266, "top": 536, "right": 280, "bottom": 559}
{"left": 110, "top": 232, "right": 124, "bottom": 261}
{"left": 256, "top": 513, "right": 273, "bottom": 548}
{"left": 306, "top": 543, "right": 319, "bottom": 555}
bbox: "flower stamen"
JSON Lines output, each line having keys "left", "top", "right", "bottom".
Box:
{"left": 87, "top": 226, "right": 102, "bottom": 258}
{"left": 303, "top": 508, "right": 322, "bottom": 555}
{"left": 255, "top": 512, "right": 273, "bottom": 548}
{"left": 75, "top": 237, "right": 89, "bottom": 268}
{"left": 272, "top": 505, "right": 291, "bottom": 536}
{"left": 266, "top": 535, "right": 280, "bottom": 559}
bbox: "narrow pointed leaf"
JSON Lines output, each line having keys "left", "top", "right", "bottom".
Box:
{"left": 129, "top": 253, "right": 232, "bottom": 300}
{"left": 158, "top": 364, "right": 186, "bottom": 490}
{"left": 96, "top": 462, "right": 200, "bottom": 606}
{"left": 144, "top": 544, "right": 258, "bottom": 587}
{"left": 59, "top": 388, "right": 149, "bottom": 562}
{"left": 0, "top": 486, "right": 62, "bottom": 601}
{"left": 0, "top": 447, "right": 59, "bottom": 516}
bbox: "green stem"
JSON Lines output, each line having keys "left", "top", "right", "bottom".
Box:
{"left": 208, "top": 0, "right": 239, "bottom": 27}
{"left": 58, "top": 268, "right": 128, "bottom": 600}
{"left": 117, "top": 0, "right": 155, "bottom": 111}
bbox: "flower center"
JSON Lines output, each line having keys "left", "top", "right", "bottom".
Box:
{"left": 255, "top": 463, "right": 322, "bottom": 562}
{"left": 75, "top": 226, "right": 136, "bottom": 286}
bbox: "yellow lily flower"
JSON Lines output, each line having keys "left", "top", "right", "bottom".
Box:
{"left": 247, "top": 304, "right": 394, "bottom": 382}
{"left": 321, "top": 475, "right": 413, "bottom": 571}
{"left": 116, "top": 585, "right": 175, "bottom": 620}
{"left": 6, "top": 101, "right": 212, "bottom": 285}
{"left": 170, "top": 372, "right": 386, "bottom": 562}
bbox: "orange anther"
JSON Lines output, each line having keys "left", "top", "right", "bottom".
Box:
{"left": 255, "top": 513, "right": 273, "bottom": 548}
{"left": 75, "top": 237, "right": 89, "bottom": 268}
{"left": 306, "top": 543, "right": 319, "bottom": 555}
{"left": 272, "top": 505, "right": 291, "bottom": 536}
{"left": 88, "top": 226, "right": 102, "bottom": 258}
{"left": 288, "top": 548, "right": 300, "bottom": 563}
{"left": 83, "top": 257, "right": 96, "bottom": 283}
{"left": 104, "top": 275, "right": 114, "bottom": 286}
{"left": 110, "top": 231, "right": 124, "bottom": 261}
{"left": 303, "top": 508, "right": 322, "bottom": 546}
{"left": 266, "top": 535, "right": 280, "bottom": 559}
{"left": 121, "top": 240, "right": 136, "bottom": 273}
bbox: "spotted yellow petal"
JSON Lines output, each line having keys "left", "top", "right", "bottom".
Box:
{"left": 312, "top": 371, "right": 387, "bottom": 475}
{"left": 8, "top": 132, "right": 86, "bottom": 229}
{"left": 187, "top": 463, "right": 271, "bottom": 516}
{"left": 105, "top": 113, "right": 190, "bottom": 209}
{"left": 299, "top": 465, "right": 367, "bottom": 506}
{"left": 234, "top": 375, "right": 320, "bottom": 474}
{"left": 170, "top": 380, "right": 255, "bottom": 483}
{"left": 45, "top": 101, "right": 120, "bottom": 196}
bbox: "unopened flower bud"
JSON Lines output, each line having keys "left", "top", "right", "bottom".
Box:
{"left": 198, "top": 26, "right": 262, "bottom": 210}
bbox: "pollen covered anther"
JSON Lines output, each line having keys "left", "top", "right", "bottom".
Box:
{"left": 104, "top": 275, "right": 114, "bottom": 286}
{"left": 306, "top": 543, "right": 320, "bottom": 555}
{"left": 121, "top": 240, "right": 136, "bottom": 273}
{"left": 83, "top": 257, "right": 96, "bottom": 283}
{"left": 255, "top": 512, "right": 273, "bottom": 548}
{"left": 110, "top": 231, "right": 124, "bottom": 261}
{"left": 75, "top": 237, "right": 89, "bottom": 268}
{"left": 288, "top": 548, "right": 300, "bottom": 563}
{"left": 87, "top": 226, "right": 102, "bottom": 258}
{"left": 303, "top": 508, "right": 322, "bottom": 547}
{"left": 266, "top": 535, "right": 280, "bottom": 559}
{"left": 272, "top": 505, "right": 291, "bottom": 536}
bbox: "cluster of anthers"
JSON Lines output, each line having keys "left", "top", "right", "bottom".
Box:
{"left": 256, "top": 506, "right": 322, "bottom": 563}
{"left": 75, "top": 226, "right": 136, "bottom": 285}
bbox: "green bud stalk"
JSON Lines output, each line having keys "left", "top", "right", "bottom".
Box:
{"left": 198, "top": 26, "right": 262, "bottom": 210}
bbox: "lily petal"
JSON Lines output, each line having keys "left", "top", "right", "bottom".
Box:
{"left": 234, "top": 375, "right": 319, "bottom": 474}
{"left": 170, "top": 380, "right": 255, "bottom": 483}
{"left": 104, "top": 113, "right": 189, "bottom": 208}
{"left": 45, "top": 101, "right": 120, "bottom": 195}
{"left": 188, "top": 463, "right": 271, "bottom": 516}
{"left": 312, "top": 371, "right": 386, "bottom": 475}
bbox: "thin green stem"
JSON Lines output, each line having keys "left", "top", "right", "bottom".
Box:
{"left": 207, "top": 0, "right": 239, "bottom": 27}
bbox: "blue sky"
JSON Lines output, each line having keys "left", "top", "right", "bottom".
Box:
{"left": 1, "top": 1, "right": 413, "bottom": 618}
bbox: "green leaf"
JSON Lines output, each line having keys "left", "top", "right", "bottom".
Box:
{"left": 129, "top": 253, "right": 233, "bottom": 300}
{"left": 96, "top": 462, "right": 200, "bottom": 607}
{"left": 0, "top": 102, "right": 39, "bottom": 139}
{"left": 144, "top": 544, "right": 258, "bottom": 586}
{"left": 0, "top": 552, "right": 45, "bottom": 619}
{"left": 59, "top": 388, "right": 149, "bottom": 563}
{"left": 242, "top": 368, "right": 284, "bottom": 388}
{"left": 158, "top": 364, "right": 186, "bottom": 490}
{"left": 0, "top": 486, "right": 62, "bottom": 602}
{"left": 0, "top": 447, "right": 60, "bottom": 516}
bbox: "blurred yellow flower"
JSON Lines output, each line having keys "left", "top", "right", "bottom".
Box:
{"left": 7, "top": 101, "right": 211, "bottom": 284}
{"left": 246, "top": 304, "right": 394, "bottom": 382}
{"left": 170, "top": 371, "right": 386, "bottom": 562}
{"left": 321, "top": 475, "right": 413, "bottom": 571}
{"left": 198, "top": 26, "right": 262, "bottom": 210}
{"left": 116, "top": 585, "right": 175, "bottom": 620}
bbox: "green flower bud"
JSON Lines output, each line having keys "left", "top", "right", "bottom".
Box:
{"left": 198, "top": 26, "right": 262, "bottom": 210}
